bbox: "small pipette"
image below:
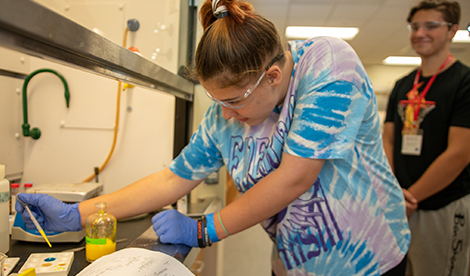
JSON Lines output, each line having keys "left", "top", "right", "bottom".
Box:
{"left": 18, "top": 199, "right": 52, "bottom": 247}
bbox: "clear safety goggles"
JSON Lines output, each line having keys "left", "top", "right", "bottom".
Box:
{"left": 407, "top": 21, "right": 453, "bottom": 32}
{"left": 205, "top": 53, "right": 285, "bottom": 109}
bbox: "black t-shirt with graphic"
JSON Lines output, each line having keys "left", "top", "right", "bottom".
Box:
{"left": 385, "top": 61, "right": 470, "bottom": 210}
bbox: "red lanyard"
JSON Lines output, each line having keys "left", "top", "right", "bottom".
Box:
{"left": 411, "top": 54, "right": 453, "bottom": 121}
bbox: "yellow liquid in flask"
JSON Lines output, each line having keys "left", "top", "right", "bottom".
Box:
{"left": 86, "top": 238, "right": 116, "bottom": 262}
{"left": 85, "top": 201, "right": 116, "bottom": 262}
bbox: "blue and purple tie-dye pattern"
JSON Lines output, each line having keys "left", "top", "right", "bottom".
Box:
{"left": 169, "top": 37, "right": 409, "bottom": 275}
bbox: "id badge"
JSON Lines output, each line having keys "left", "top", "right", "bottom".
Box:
{"left": 401, "top": 132, "right": 423, "bottom": 156}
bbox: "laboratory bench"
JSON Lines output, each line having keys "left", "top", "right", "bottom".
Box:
{"left": 7, "top": 212, "right": 189, "bottom": 275}
{"left": 6, "top": 197, "right": 221, "bottom": 275}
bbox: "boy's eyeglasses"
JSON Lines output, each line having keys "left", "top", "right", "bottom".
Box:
{"left": 408, "top": 21, "right": 453, "bottom": 32}
{"left": 205, "top": 53, "right": 285, "bottom": 109}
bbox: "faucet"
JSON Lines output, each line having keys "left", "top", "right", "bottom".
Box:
{"left": 22, "top": 69, "right": 70, "bottom": 139}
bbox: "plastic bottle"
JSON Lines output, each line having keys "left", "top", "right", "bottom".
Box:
{"left": 10, "top": 183, "right": 19, "bottom": 215}
{"left": 24, "top": 182, "right": 33, "bottom": 193}
{"left": 0, "top": 164, "right": 10, "bottom": 253}
{"left": 85, "top": 201, "right": 116, "bottom": 262}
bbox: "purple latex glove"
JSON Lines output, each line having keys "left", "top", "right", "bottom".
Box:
{"left": 152, "top": 209, "right": 198, "bottom": 247}
{"left": 15, "top": 193, "right": 82, "bottom": 232}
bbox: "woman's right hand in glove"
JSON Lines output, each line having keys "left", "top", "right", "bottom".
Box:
{"left": 15, "top": 193, "right": 82, "bottom": 232}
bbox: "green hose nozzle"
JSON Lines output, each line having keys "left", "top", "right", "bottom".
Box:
{"left": 22, "top": 69, "right": 70, "bottom": 139}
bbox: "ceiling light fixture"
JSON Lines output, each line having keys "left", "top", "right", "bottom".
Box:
{"left": 452, "top": 30, "right": 470, "bottom": 43}
{"left": 382, "top": 56, "right": 421, "bottom": 66}
{"left": 285, "top": 26, "right": 359, "bottom": 40}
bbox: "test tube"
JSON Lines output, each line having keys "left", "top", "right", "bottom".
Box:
{"left": 24, "top": 182, "right": 33, "bottom": 193}
{"left": 10, "top": 183, "right": 19, "bottom": 214}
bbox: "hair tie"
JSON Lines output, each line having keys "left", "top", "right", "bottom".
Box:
{"left": 212, "top": 0, "right": 229, "bottom": 19}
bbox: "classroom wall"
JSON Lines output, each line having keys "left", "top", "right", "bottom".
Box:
{"left": 365, "top": 64, "right": 416, "bottom": 112}
{"left": 0, "top": 0, "right": 181, "bottom": 194}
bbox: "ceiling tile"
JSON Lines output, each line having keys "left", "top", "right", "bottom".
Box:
{"left": 287, "top": 3, "right": 333, "bottom": 26}
{"left": 329, "top": 4, "right": 380, "bottom": 21}
{"left": 253, "top": 3, "right": 289, "bottom": 20}
{"left": 327, "top": 4, "right": 378, "bottom": 27}
{"left": 292, "top": 0, "right": 384, "bottom": 3}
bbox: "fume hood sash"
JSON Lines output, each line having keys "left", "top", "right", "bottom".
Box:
{"left": 0, "top": 0, "right": 194, "bottom": 101}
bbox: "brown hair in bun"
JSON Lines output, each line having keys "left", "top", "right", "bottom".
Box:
{"left": 195, "top": 0, "right": 285, "bottom": 88}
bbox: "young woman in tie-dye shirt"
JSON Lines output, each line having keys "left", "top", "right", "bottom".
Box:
{"left": 169, "top": 0, "right": 410, "bottom": 275}
{"left": 15, "top": 0, "right": 410, "bottom": 274}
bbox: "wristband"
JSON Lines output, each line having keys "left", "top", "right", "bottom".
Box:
{"left": 197, "top": 218, "right": 205, "bottom": 248}
{"left": 203, "top": 215, "right": 211, "bottom": 246}
{"left": 206, "top": 213, "right": 220, "bottom": 243}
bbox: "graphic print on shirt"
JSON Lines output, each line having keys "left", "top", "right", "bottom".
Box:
{"left": 398, "top": 82, "right": 436, "bottom": 134}
{"left": 228, "top": 107, "right": 343, "bottom": 272}
{"left": 228, "top": 119, "right": 288, "bottom": 192}
{"left": 398, "top": 56, "right": 454, "bottom": 135}
{"left": 276, "top": 178, "right": 343, "bottom": 270}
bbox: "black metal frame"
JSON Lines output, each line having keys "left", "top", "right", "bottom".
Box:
{"left": 173, "top": 0, "right": 198, "bottom": 158}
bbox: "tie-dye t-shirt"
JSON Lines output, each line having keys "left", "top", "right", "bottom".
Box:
{"left": 170, "top": 37, "right": 410, "bottom": 275}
